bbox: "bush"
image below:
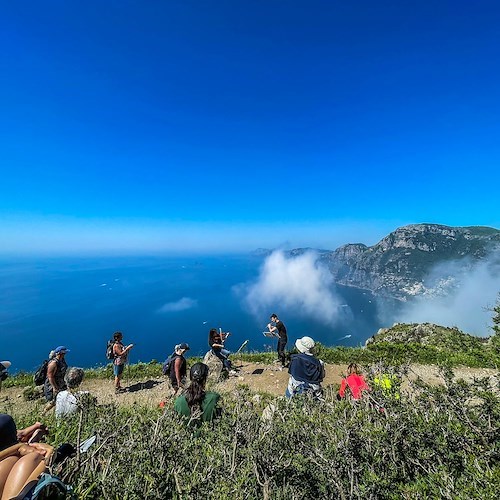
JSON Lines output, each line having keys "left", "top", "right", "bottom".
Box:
{"left": 8, "top": 370, "right": 497, "bottom": 499}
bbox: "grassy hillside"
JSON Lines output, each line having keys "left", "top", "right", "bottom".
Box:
{"left": 2, "top": 323, "right": 499, "bottom": 499}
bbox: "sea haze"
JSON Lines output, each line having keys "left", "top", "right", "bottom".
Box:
{"left": 0, "top": 255, "right": 391, "bottom": 372}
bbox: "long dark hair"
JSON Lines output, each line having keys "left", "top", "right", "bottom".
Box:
{"left": 185, "top": 362, "right": 209, "bottom": 410}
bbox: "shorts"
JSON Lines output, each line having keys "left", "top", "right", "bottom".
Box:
{"left": 113, "top": 364, "right": 125, "bottom": 376}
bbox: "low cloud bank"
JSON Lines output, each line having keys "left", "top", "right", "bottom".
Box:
{"left": 158, "top": 297, "right": 198, "bottom": 313}
{"left": 393, "top": 254, "right": 500, "bottom": 336}
{"left": 237, "top": 251, "right": 343, "bottom": 325}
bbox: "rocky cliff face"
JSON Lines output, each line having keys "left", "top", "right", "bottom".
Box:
{"left": 320, "top": 224, "right": 500, "bottom": 300}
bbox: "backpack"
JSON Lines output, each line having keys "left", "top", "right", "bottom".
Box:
{"left": 33, "top": 360, "right": 49, "bottom": 386}
{"left": 22, "top": 472, "right": 76, "bottom": 499}
{"left": 162, "top": 353, "right": 177, "bottom": 376}
{"left": 106, "top": 340, "right": 116, "bottom": 361}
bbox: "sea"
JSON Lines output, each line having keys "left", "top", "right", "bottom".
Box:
{"left": 0, "top": 255, "right": 396, "bottom": 372}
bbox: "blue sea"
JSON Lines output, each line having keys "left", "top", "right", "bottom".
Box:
{"left": 0, "top": 255, "right": 395, "bottom": 372}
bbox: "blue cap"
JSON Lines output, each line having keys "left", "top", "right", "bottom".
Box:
{"left": 54, "top": 346, "right": 70, "bottom": 354}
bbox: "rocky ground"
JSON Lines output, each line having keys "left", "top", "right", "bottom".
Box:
{"left": 1, "top": 361, "right": 498, "bottom": 415}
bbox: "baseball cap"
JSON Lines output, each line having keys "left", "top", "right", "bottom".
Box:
{"left": 54, "top": 346, "right": 70, "bottom": 354}
{"left": 176, "top": 343, "right": 190, "bottom": 351}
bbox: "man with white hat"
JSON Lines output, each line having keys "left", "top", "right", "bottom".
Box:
{"left": 286, "top": 336, "right": 325, "bottom": 399}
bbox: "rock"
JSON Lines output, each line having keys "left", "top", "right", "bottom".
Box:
{"left": 203, "top": 350, "right": 226, "bottom": 383}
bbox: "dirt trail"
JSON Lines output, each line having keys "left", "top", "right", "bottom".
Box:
{"left": 1, "top": 362, "right": 497, "bottom": 414}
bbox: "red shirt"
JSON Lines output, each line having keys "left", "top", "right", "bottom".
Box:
{"left": 339, "top": 374, "right": 369, "bottom": 400}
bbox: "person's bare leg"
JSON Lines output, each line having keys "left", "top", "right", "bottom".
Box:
{"left": 1, "top": 452, "right": 44, "bottom": 500}
{"left": 0, "top": 456, "right": 18, "bottom": 498}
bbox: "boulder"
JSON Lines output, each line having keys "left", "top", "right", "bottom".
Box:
{"left": 203, "top": 350, "right": 226, "bottom": 383}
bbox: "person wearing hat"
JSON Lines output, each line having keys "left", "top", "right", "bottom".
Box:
{"left": 44, "top": 346, "right": 69, "bottom": 407}
{"left": 286, "top": 336, "right": 325, "bottom": 399}
{"left": 169, "top": 343, "right": 190, "bottom": 396}
{"left": 112, "top": 331, "right": 134, "bottom": 394}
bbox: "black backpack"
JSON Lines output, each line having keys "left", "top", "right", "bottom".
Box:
{"left": 162, "top": 353, "right": 177, "bottom": 375}
{"left": 33, "top": 360, "right": 49, "bottom": 386}
{"left": 106, "top": 340, "right": 116, "bottom": 361}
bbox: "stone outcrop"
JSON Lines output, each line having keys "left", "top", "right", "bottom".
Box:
{"left": 319, "top": 224, "right": 500, "bottom": 300}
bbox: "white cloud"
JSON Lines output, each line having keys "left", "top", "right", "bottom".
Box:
{"left": 158, "top": 297, "right": 198, "bottom": 313}
{"left": 394, "top": 255, "right": 500, "bottom": 336}
{"left": 236, "top": 250, "right": 343, "bottom": 325}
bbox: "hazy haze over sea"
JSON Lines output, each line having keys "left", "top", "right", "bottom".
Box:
{"left": 0, "top": 254, "right": 394, "bottom": 372}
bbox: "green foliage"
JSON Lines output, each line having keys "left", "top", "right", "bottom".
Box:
{"left": 7, "top": 372, "right": 499, "bottom": 499}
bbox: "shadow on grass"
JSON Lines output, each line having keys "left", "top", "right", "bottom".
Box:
{"left": 126, "top": 379, "right": 164, "bottom": 393}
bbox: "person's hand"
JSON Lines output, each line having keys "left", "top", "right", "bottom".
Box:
{"left": 128, "top": 344, "right": 134, "bottom": 349}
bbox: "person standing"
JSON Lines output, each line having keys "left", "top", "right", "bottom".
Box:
{"left": 112, "top": 332, "right": 134, "bottom": 394}
{"left": 169, "top": 343, "right": 190, "bottom": 396}
{"left": 267, "top": 313, "right": 288, "bottom": 368}
{"left": 286, "top": 336, "right": 325, "bottom": 399}
{"left": 44, "top": 346, "right": 69, "bottom": 408}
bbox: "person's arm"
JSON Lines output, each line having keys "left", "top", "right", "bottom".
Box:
{"left": 114, "top": 343, "right": 133, "bottom": 357}
{"left": 338, "top": 378, "right": 348, "bottom": 398}
{"left": 173, "top": 358, "right": 183, "bottom": 387}
{"left": 16, "top": 423, "right": 46, "bottom": 443}
{"left": 46, "top": 361, "right": 58, "bottom": 393}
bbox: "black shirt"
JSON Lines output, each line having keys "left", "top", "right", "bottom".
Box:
{"left": 275, "top": 320, "right": 287, "bottom": 339}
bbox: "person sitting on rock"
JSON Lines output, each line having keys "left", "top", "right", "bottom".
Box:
{"left": 286, "top": 336, "right": 325, "bottom": 400}
{"left": 174, "top": 363, "right": 221, "bottom": 424}
{"left": 208, "top": 328, "right": 234, "bottom": 373}
{"left": 338, "top": 363, "right": 369, "bottom": 400}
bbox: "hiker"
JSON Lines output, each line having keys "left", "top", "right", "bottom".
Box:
{"left": 112, "top": 331, "right": 134, "bottom": 394}
{"left": 55, "top": 367, "right": 86, "bottom": 418}
{"left": 44, "top": 346, "right": 69, "bottom": 408}
{"left": 169, "top": 343, "right": 190, "bottom": 396}
{"left": 0, "top": 414, "right": 53, "bottom": 499}
{"left": 338, "top": 363, "right": 369, "bottom": 400}
{"left": 208, "top": 328, "right": 234, "bottom": 372}
{"left": 0, "top": 362, "right": 10, "bottom": 392}
{"left": 286, "top": 336, "right": 325, "bottom": 399}
{"left": 267, "top": 313, "right": 288, "bottom": 368}
{"left": 174, "top": 362, "right": 221, "bottom": 423}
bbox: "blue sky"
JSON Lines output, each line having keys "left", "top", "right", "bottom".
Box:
{"left": 1, "top": 1, "right": 499, "bottom": 255}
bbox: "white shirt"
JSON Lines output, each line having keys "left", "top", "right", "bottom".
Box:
{"left": 55, "top": 390, "right": 87, "bottom": 418}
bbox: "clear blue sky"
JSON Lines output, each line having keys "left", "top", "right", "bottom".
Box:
{"left": 1, "top": 1, "right": 499, "bottom": 255}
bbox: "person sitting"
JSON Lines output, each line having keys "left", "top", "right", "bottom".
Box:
{"left": 208, "top": 328, "right": 234, "bottom": 373}
{"left": 0, "top": 414, "right": 53, "bottom": 500}
{"left": 338, "top": 363, "right": 369, "bottom": 400}
{"left": 286, "top": 336, "right": 325, "bottom": 400}
{"left": 168, "top": 343, "right": 190, "bottom": 397}
{"left": 174, "top": 363, "right": 221, "bottom": 424}
{"left": 55, "top": 367, "right": 86, "bottom": 419}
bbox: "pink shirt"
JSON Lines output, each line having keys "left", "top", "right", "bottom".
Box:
{"left": 339, "top": 374, "right": 369, "bottom": 400}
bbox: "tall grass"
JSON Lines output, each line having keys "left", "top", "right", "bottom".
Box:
{"left": 6, "top": 368, "right": 499, "bottom": 499}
